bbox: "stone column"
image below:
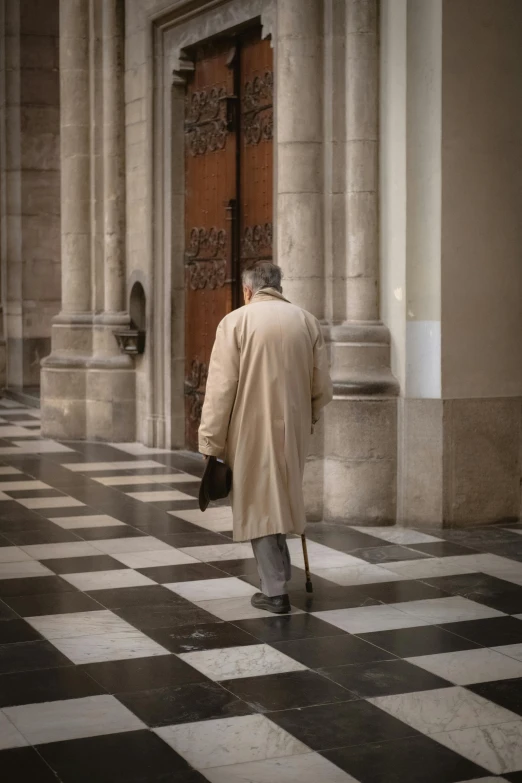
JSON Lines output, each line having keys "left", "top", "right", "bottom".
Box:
{"left": 276, "top": 0, "right": 324, "bottom": 319}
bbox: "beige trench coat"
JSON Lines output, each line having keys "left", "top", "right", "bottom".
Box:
{"left": 198, "top": 288, "right": 333, "bottom": 542}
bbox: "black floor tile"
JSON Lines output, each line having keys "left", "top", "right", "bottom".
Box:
{"left": 358, "top": 579, "right": 450, "bottom": 604}
{"left": 81, "top": 653, "right": 207, "bottom": 693}
{"left": 117, "top": 680, "right": 253, "bottom": 726}
{"left": 506, "top": 773, "right": 522, "bottom": 782}
{"left": 133, "top": 517, "right": 205, "bottom": 536}
{"left": 38, "top": 730, "right": 194, "bottom": 783}
{"left": 120, "top": 601, "right": 220, "bottom": 631}
{"left": 349, "top": 545, "right": 432, "bottom": 564}
{"left": 233, "top": 613, "right": 348, "bottom": 644}
{"left": 469, "top": 677, "right": 522, "bottom": 717}
{"left": 0, "top": 532, "right": 13, "bottom": 546}
{"left": 0, "top": 574, "right": 75, "bottom": 597}
{"left": 0, "top": 515, "right": 60, "bottom": 534}
{"left": 147, "top": 621, "right": 257, "bottom": 653}
{"left": 5, "top": 488, "right": 65, "bottom": 499}
{"left": 5, "top": 590, "right": 102, "bottom": 617}
{"left": 87, "top": 585, "right": 185, "bottom": 610}
{"left": 288, "top": 585, "right": 380, "bottom": 613}
{"left": 320, "top": 658, "right": 452, "bottom": 698}
{"left": 212, "top": 557, "right": 260, "bottom": 577}
{"left": 149, "top": 499, "right": 201, "bottom": 512}
{"left": 155, "top": 531, "right": 231, "bottom": 548}
{"left": 273, "top": 633, "right": 395, "bottom": 669}
{"left": 223, "top": 669, "right": 356, "bottom": 712}
{"left": 137, "top": 562, "right": 226, "bottom": 584}
{"left": 0, "top": 747, "right": 59, "bottom": 783}
{"left": 43, "top": 505, "right": 101, "bottom": 518}
{"left": 439, "top": 616, "right": 522, "bottom": 646}
{"left": 0, "top": 599, "right": 17, "bottom": 621}
{"left": 437, "top": 527, "right": 522, "bottom": 550}
{"left": 0, "top": 665, "right": 104, "bottom": 708}
{"left": 41, "top": 554, "right": 126, "bottom": 574}
{"left": 358, "top": 624, "right": 482, "bottom": 657}
{"left": 424, "top": 572, "right": 522, "bottom": 614}
{"left": 305, "top": 524, "right": 391, "bottom": 552}
{"left": 0, "top": 640, "right": 71, "bottom": 674}
{"left": 73, "top": 525, "right": 146, "bottom": 541}
{"left": 269, "top": 699, "right": 418, "bottom": 751}
{"left": 4, "top": 528, "right": 81, "bottom": 545}
{"left": 408, "top": 541, "right": 478, "bottom": 557}
{"left": 323, "top": 734, "right": 489, "bottom": 783}
{"left": 0, "top": 618, "right": 42, "bottom": 645}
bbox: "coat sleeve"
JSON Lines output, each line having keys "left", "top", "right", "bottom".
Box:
{"left": 311, "top": 325, "right": 333, "bottom": 424}
{"left": 198, "top": 320, "right": 240, "bottom": 458}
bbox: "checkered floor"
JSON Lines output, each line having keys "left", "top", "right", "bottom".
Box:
{"left": 1, "top": 402, "right": 522, "bottom": 780}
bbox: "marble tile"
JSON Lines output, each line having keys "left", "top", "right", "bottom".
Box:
{"left": 96, "top": 473, "right": 199, "bottom": 486}
{"left": 312, "top": 563, "right": 403, "bottom": 586}
{"left": 21, "top": 542, "right": 101, "bottom": 560}
{"left": 154, "top": 714, "right": 309, "bottom": 769}
{"left": 0, "top": 712, "right": 28, "bottom": 750}
{"left": 350, "top": 526, "right": 442, "bottom": 545}
{"left": 126, "top": 490, "right": 195, "bottom": 503}
{"left": 91, "top": 536, "right": 173, "bottom": 555}
{"left": 0, "top": 561, "right": 53, "bottom": 579}
{"left": 195, "top": 596, "right": 303, "bottom": 622}
{"left": 26, "top": 610, "right": 134, "bottom": 640}
{"left": 50, "top": 630, "right": 170, "bottom": 664}
{"left": 407, "top": 648, "right": 522, "bottom": 684}
{"left": 165, "top": 577, "right": 257, "bottom": 603}
{"left": 0, "top": 467, "right": 22, "bottom": 475}
{"left": 315, "top": 604, "right": 430, "bottom": 634}
{"left": 49, "top": 514, "right": 126, "bottom": 530}
{"left": 110, "top": 548, "right": 198, "bottom": 568}
{"left": 390, "top": 597, "right": 505, "bottom": 624}
{"left": 287, "top": 539, "right": 367, "bottom": 570}
{"left": 180, "top": 543, "right": 255, "bottom": 562}
{"left": 178, "top": 643, "right": 307, "bottom": 681}
{"left": 433, "top": 721, "right": 522, "bottom": 775}
{"left": 0, "top": 547, "right": 32, "bottom": 563}
{"left": 17, "top": 496, "right": 84, "bottom": 510}
{"left": 108, "top": 442, "right": 175, "bottom": 455}
{"left": 61, "top": 569, "right": 156, "bottom": 591}
{"left": 202, "top": 753, "right": 367, "bottom": 783}
{"left": 0, "top": 426, "right": 41, "bottom": 438}
{"left": 370, "top": 686, "right": 521, "bottom": 735}
{"left": 492, "top": 643, "right": 522, "bottom": 662}
{"left": 8, "top": 441, "right": 74, "bottom": 454}
{"left": 3, "top": 695, "right": 144, "bottom": 746}
{"left": 381, "top": 557, "right": 480, "bottom": 580}
{"left": 0, "top": 491, "right": 13, "bottom": 500}
{"left": 0, "top": 480, "right": 49, "bottom": 491}
{"left": 64, "top": 460, "right": 166, "bottom": 472}
{"left": 171, "top": 507, "right": 233, "bottom": 533}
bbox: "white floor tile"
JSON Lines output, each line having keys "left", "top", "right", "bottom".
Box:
{"left": 0, "top": 467, "right": 22, "bottom": 475}
{"left": 0, "top": 426, "right": 41, "bottom": 438}
{"left": 287, "top": 539, "right": 367, "bottom": 570}
{"left": 108, "top": 443, "right": 175, "bottom": 455}
{"left": 492, "top": 643, "right": 522, "bottom": 662}
{"left": 390, "top": 596, "right": 504, "bottom": 624}
{"left": 201, "top": 753, "right": 359, "bottom": 783}
{"left": 166, "top": 577, "right": 257, "bottom": 603}
{"left": 380, "top": 558, "right": 478, "bottom": 580}
{"left": 178, "top": 644, "right": 306, "bottom": 681}
{"left": 0, "top": 480, "right": 49, "bottom": 491}
{"left": 179, "top": 543, "right": 254, "bottom": 562}
{"left": 26, "top": 610, "right": 134, "bottom": 640}
{"left": 407, "top": 648, "right": 522, "bottom": 684}
{"left": 49, "top": 514, "right": 126, "bottom": 529}
{"left": 433, "top": 721, "right": 522, "bottom": 775}
{"left": 4, "top": 695, "right": 144, "bottom": 746}
{"left": 155, "top": 714, "right": 309, "bottom": 769}
{"left": 61, "top": 569, "right": 156, "bottom": 591}
{"left": 313, "top": 564, "right": 403, "bottom": 586}
{"left": 171, "top": 507, "right": 233, "bottom": 533}
{"left": 111, "top": 548, "right": 199, "bottom": 568}
{"left": 195, "top": 596, "right": 302, "bottom": 622}
{"left": 0, "top": 712, "right": 28, "bottom": 750}
{"left": 51, "top": 631, "right": 169, "bottom": 664}
{"left": 314, "top": 604, "right": 430, "bottom": 634}
{"left": 369, "top": 686, "right": 521, "bottom": 735}
{"left": 91, "top": 536, "right": 174, "bottom": 555}
{"left": 9, "top": 440, "right": 74, "bottom": 454}
{"left": 0, "top": 546, "right": 33, "bottom": 563}
{"left": 350, "top": 526, "right": 442, "bottom": 545}
{"left": 126, "top": 489, "right": 195, "bottom": 502}
{"left": 20, "top": 541, "right": 101, "bottom": 560}
{"left": 17, "top": 496, "right": 84, "bottom": 510}
{"left": 0, "top": 491, "right": 13, "bottom": 500}
{"left": 0, "top": 560, "right": 53, "bottom": 579}
{"left": 96, "top": 473, "right": 199, "bottom": 486}
{"left": 64, "top": 460, "right": 166, "bottom": 472}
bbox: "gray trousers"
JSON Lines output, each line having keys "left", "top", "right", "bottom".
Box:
{"left": 251, "top": 534, "right": 292, "bottom": 597}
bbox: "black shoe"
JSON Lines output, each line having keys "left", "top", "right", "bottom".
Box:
{"left": 251, "top": 592, "right": 291, "bottom": 614}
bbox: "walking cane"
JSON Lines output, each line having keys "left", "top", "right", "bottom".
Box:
{"left": 301, "top": 534, "right": 313, "bottom": 593}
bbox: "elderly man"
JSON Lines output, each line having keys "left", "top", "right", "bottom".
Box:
{"left": 198, "top": 262, "right": 332, "bottom": 613}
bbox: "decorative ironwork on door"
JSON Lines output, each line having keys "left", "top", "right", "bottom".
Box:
{"left": 184, "top": 29, "right": 274, "bottom": 450}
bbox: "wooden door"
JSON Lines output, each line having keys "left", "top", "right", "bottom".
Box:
{"left": 184, "top": 30, "right": 273, "bottom": 450}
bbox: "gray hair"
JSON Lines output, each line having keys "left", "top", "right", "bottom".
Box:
{"left": 241, "top": 262, "right": 283, "bottom": 294}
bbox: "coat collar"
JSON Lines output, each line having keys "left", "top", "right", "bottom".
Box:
{"left": 251, "top": 287, "right": 290, "bottom": 304}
